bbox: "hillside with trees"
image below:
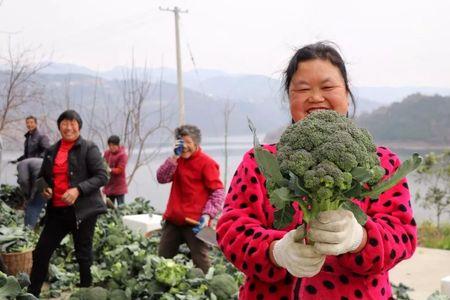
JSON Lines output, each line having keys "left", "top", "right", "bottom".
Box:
{"left": 357, "top": 93, "right": 450, "bottom": 145}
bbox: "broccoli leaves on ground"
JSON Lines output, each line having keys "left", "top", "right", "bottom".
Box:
{"left": 248, "top": 111, "right": 422, "bottom": 233}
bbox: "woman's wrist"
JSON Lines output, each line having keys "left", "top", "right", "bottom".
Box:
{"left": 269, "top": 241, "right": 281, "bottom": 267}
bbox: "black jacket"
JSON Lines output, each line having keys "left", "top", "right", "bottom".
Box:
{"left": 39, "top": 136, "right": 109, "bottom": 226}
{"left": 17, "top": 129, "right": 50, "bottom": 162}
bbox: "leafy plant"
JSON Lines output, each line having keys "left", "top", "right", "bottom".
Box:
{"left": 391, "top": 282, "right": 413, "bottom": 300}
{"left": 0, "top": 271, "right": 37, "bottom": 299}
{"left": 248, "top": 111, "right": 422, "bottom": 239}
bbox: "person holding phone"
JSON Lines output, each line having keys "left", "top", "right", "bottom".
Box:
{"left": 156, "top": 125, "right": 225, "bottom": 273}
{"left": 28, "top": 110, "right": 109, "bottom": 297}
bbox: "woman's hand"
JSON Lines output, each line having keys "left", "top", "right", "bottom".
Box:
{"left": 309, "top": 209, "right": 367, "bottom": 256}
{"left": 271, "top": 227, "right": 326, "bottom": 278}
{"left": 61, "top": 188, "right": 80, "bottom": 205}
{"left": 42, "top": 187, "right": 53, "bottom": 200}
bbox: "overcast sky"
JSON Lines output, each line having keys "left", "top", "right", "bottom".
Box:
{"left": 0, "top": 0, "right": 449, "bottom": 87}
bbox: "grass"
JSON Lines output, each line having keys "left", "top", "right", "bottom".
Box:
{"left": 418, "top": 220, "right": 450, "bottom": 250}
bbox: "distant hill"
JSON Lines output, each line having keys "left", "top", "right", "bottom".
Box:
{"left": 357, "top": 93, "right": 450, "bottom": 145}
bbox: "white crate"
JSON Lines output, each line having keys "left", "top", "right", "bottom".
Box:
{"left": 442, "top": 275, "right": 450, "bottom": 297}
{"left": 122, "top": 214, "right": 163, "bottom": 235}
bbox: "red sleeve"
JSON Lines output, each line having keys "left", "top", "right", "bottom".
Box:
{"left": 336, "top": 147, "right": 417, "bottom": 275}
{"left": 217, "top": 147, "right": 290, "bottom": 284}
{"left": 202, "top": 160, "right": 224, "bottom": 191}
{"left": 110, "top": 153, "right": 128, "bottom": 174}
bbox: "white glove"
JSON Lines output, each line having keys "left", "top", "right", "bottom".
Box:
{"left": 309, "top": 209, "right": 364, "bottom": 256}
{"left": 273, "top": 227, "right": 326, "bottom": 278}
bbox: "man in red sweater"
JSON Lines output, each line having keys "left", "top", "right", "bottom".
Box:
{"left": 156, "top": 125, "right": 225, "bottom": 273}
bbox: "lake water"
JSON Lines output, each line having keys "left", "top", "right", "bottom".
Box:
{"left": 0, "top": 135, "right": 443, "bottom": 224}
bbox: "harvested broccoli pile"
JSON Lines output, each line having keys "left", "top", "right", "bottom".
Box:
{"left": 249, "top": 110, "right": 422, "bottom": 231}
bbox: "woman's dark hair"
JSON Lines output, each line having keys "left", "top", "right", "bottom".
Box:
{"left": 175, "top": 124, "right": 201, "bottom": 145}
{"left": 107, "top": 135, "right": 121, "bottom": 145}
{"left": 57, "top": 110, "right": 83, "bottom": 129}
{"left": 283, "top": 41, "right": 356, "bottom": 116}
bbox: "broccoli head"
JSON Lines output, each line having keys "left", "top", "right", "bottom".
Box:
{"left": 277, "top": 110, "right": 382, "bottom": 192}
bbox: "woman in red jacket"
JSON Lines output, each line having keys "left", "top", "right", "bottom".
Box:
{"left": 217, "top": 42, "right": 417, "bottom": 300}
{"left": 103, "top": 135, "right": 128, "bottom": 206}
{"left": 157, "top": 125, "right": 225, "bottom": 273}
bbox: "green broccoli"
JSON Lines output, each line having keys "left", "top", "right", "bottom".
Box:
{"left": 208, "top": 274, "right": 238, "bottom": 300}
{"left": 275, "top": 110, "right": 384, "bottom": 220}
{"left": 248, "top": 110, "right": 422, "bottom": 229}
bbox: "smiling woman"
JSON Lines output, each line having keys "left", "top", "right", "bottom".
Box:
{"left": 284, "top": 42, "right": 355, "bottom": 121}
{"left": 217, "top": 42, "right": 417, "bottom": 300}
{"left": 28, "top": 110, "right": 109, "bottom": 297}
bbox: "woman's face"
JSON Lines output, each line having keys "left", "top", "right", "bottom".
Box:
{"left": 288, "top": 59, "right": 349, "bottom": 122}
{"left": 59, "top": 119, "right": 80, "bottom": 142}
{"left": 180, "top": 135, "right": 198, "bottom": 159}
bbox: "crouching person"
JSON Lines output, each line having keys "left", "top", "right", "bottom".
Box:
{"left": 28, "top": 110, "right": 109, "bottom": 297}
{"left": 157, "top": 125, "right": 225, "bottom": 273}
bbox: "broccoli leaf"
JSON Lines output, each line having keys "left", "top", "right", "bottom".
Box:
{"left": 273, "top": 205, "right": 295, "bottom": 229}
{"left": 288, "top": 172, "right": 309, "bottom": 197}
{"left": 248, "top": 118, "right": 285, "bottom": 186}
{"left": 351, "top": 167, "right": 373, "bottom": 183}
{"left": 270, "top": 187, "right": 294, "bottom": 210}
{"left": 343, "top": 182, "right": 362, "bottom": 198}
{"left": 361, "top": 153, "right": 423, "bottom": 198}
{"left": 342, "top": 200, "right": 367, "bottom": 225}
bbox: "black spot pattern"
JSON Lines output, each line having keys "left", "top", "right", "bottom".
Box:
{"left": 269, "top": 285, "right": 277, "bottom": 293}
{"left": 339, "top": 275, "right": 349, "bottom": 284}
{"left": 305, "top": 285, "right": 317, "bottom": 294}
{"left": 323, "top": 265, "right": 334, "bottom": 272}
{"left": 390, "top": 249, "right": 397, "bottom": 259}
{"left": 393, "top": 235, "right": 400, "bottom": 243}
{"left": 372, "top": 278, "right": 378, "bottom": 287}
{"left": 249, "top": 194, "right": 258, "bottom": 203}
{"left": 248, "top": 247, "right": 257, "bottom": 255}
{"left": 383, "top": 200, "right": 392, "bottom": 207}
{"left": 253, "top": 232, "right": 262, "bottom": 239}
{"left": 241, "top": 185, "right": 247, "bottom": 192}
{"left": 255, "top": 263, "right": 262, "bottom": 273}
{"left": 250, "top": 176, "right": 258, "bottom": 184}
{"left": 354, "top": 289, "right": 363, "bottom": 298}
{"left": 245, "top": 228, "right": 255, "bottom": 236}
{"left": 323, "top": 280, "right": 335, "bottom": 289}
{"left": 369, "top": 238, "right": 379, "bottom": 247}
{"left": 399, "top": 204, "right": 407, "bottom": 212}
{"left": 402, "top": 234, "right": 408, "bottom": 243}
{"left": 355, "top": 255, "right": 364, "bottom": 266}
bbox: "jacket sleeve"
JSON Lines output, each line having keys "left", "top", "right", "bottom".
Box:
{"left": 202, "top": 188, "right": 225, "bottom": 218}
{"left": 39, "top": 134, "right": 50, "bottom": 157}
{"left": 336, "top": 147, "right": 417, "bottom": 275}
{"left": 156, "top": 157, "right": 177, "bottom": 183}
{"left": 111, "top": 153, "right": 127, "bottom": 175}
{"left": 76, "top": 143, "right": 110, "bottom": 195}
{"left": 217, "top": 149, "right": 289, "bottom": 284}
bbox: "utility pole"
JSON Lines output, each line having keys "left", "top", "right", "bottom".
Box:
{"left": 160, "top": 6, "right": 188, "bottom": 126}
